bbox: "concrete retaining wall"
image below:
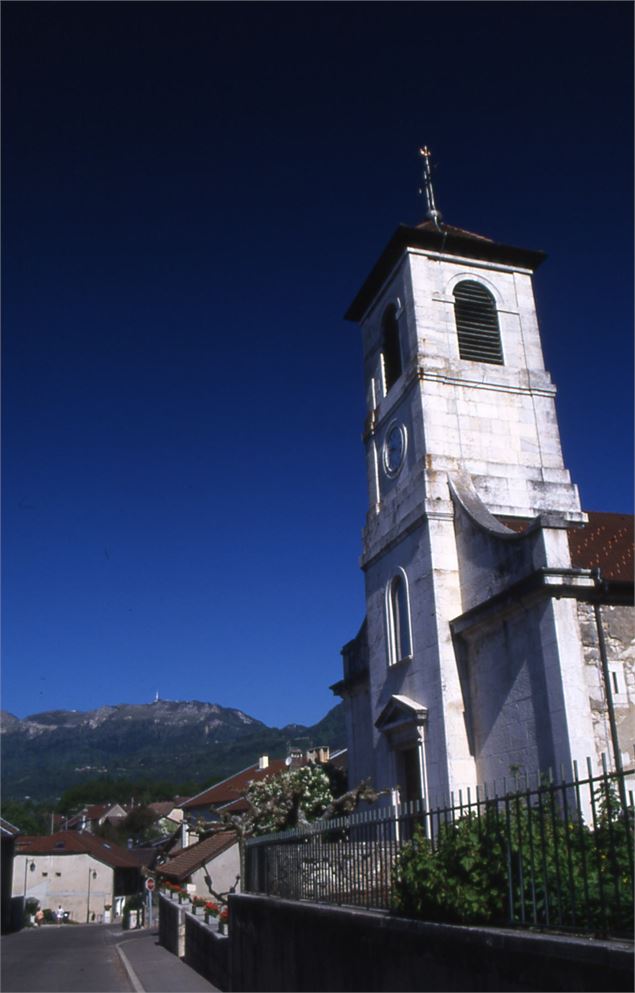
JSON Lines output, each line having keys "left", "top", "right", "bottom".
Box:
{"left": 185, "top": 913, "right": 229, "bottom": 991}
{"left": 158, "top": 894, "right": 186, "bottom": 957}
{"left": 229, "top": 893, "right": 634, "bottom": 993}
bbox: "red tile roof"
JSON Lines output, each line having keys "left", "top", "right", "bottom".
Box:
{"left": 16, "top": 831, "right": 141, "bottom": 869}
{"left": 148, "top": 801, "right": 180, "bottom": 817}
{"left": 569, "top": 512, "right": 633, "bottom": 583}
{"left": 66, "top": 803, "right": 128, "bottom": 829}
{"left": 497, "top": 511, "right": 633, "bottom": 584}
{"left": 157, "top": 831, "right": 237, "bottom": 883}
{"left": 182, "top": 759, "right": 288, "bottom": 810}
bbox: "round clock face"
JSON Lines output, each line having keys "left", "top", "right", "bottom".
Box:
{"left": 383, "top": 422, "right": 406, "bottom": 477}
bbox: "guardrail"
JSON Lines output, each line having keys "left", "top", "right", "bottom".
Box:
{"left": 245, "top": 762, "right": 634, "bottom": 936}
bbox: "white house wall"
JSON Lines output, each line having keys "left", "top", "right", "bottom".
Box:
{"left": 186, "top": 843, "right": 241, "bottom": 901}
{"left": 13, "top": 852, "right": 114, "bottom": 923}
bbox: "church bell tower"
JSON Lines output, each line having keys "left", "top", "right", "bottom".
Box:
{"left": 336, "top": 150, "right": 595, "bottom": 805}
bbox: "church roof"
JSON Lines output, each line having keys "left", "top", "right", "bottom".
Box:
{"left": 345, "top": 221, "right": 546, "bottom": 322}
{"left": 500, "top": 511, "right": 633, "bottom": 585}
{"left": 569, "top": 511, "right": 633, "bottom": 584}
{"left": 414, "top": 219, "right": 495, "bottom": 242}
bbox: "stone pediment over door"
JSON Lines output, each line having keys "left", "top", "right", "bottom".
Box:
{"left": 375, "top": 694, "right": 427, "bottom": 750}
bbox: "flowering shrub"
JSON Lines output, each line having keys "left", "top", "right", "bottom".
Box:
{"left": 247, "top": 765, "right": 334, "bottom": 835}
{"left": 204, "top": 901, "right": 220, "bottom": 923}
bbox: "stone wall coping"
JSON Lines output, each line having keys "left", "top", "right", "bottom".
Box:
{"left": 230, "top": 893, "right": 633, "bottom": 966}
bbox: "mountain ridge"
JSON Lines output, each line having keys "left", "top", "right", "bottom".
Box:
{"left": 1, "top": 699, "right": 346, "bottom": 802}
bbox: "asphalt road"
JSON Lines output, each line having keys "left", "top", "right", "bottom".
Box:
{"left": 1, "top": 924, "right": 134, "bottom": 993}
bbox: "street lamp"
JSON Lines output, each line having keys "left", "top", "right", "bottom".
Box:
{"left": 86, "top": 869, "right": 97, "bottom": 923}
{"left": 23, "top": 860, "right": 35, "bottom": 897}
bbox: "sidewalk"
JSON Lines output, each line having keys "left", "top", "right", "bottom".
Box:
{"left": 112, "top": 927, "right": 220, "bottom": 993}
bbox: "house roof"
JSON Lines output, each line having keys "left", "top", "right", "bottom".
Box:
{"left": 156, "top": 831, "right": 237, "bottom": 883}
{"left": 345, "top": 221, "right": 546, "bottom": 322}
{"left": 182, "top": 758, "right": 288, "bottom": 810}
{"left": 66, "top": 803, "right": 128, "bottom": 829}
{"left": 329, "top": 748, "right": 348, "bottom": 772}
{"left": 499, "top": 511, "right": 633, "bottom": 585}
{"left": 148, "top": 801, "right": 181, "bottom": 818}
{"left": 16, "top": 831, "right": 142, "bottom": 869}
{"left": 0, "top": 817, "right": 20, "bottom": 838}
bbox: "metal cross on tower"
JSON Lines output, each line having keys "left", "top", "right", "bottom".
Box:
{"left": 418, "top": 146, "right": 443, "bottom": 229}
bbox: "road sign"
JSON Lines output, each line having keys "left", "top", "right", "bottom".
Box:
{"left": 145, "top": 878, "right": 155, "bottom": 891}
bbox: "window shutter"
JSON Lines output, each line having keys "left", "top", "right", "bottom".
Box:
{"left": 453, "top": 281, "right": 503, "bottom": 364}
{"left": 382, "top": 305, "right": 402, "bottom": 391}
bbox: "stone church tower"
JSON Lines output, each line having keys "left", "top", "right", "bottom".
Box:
{"left": 332, "top": 152, "right": 629, "bottom": 807}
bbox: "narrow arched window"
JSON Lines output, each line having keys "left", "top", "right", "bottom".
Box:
{"left": 382, "top": 304, "right": 402, "bottom": 392}
{"left": 386, "top": 570, "right": 412, "bottom": 665}
{"left": 453, "top": 281, "right": 503, "bottom": 365}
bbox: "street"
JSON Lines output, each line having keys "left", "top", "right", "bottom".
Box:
{"left": 1, "top": 924, "right": 219, "bottom": 993}
{"left": 1, "top": 924, "right": 133, "bottom": 992}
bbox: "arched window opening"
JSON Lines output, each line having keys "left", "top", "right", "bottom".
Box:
{"left": 382, "top": 304, "right": 402, "bottom": 392}
{"left": 387, "top": 571, "right": 412, "bottom": 665}
{"left": 453, "top": 280, "right": 503, "bottom": 365}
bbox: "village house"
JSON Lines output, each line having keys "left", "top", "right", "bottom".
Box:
{"left": 181, "top": 747, "right": 343, "bottom": 827}
{"left": 155, "top": 830, "right": 239, "bottom": 902}
{"left": 13, "top": 830, "right": 146, "bottom": 923}
{"left": 65, "top": 802, "right": 128, "bottom": 833}
{"left": 1, "top": 818, "right": 20, "bottom": 933}
{"left": 154, "top": 747, "right": 346, "bottom": 895}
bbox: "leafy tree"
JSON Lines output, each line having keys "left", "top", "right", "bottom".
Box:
{"left": 57, "top": 776, "right": 201, "bottom": 815}
{"left": 96, "top": 805, "right": 163, "bottom": 846}
{"left": 1, "top": 800, "right": 50, "bottom": 835}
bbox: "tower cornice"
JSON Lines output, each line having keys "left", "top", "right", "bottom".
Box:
{"left": 345, "top": 223, "right": 547, "bottom": 323}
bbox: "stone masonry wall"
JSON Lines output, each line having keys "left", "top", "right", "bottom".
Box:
{"left": 578, "top": 603, "right": 635, "bottom": 770}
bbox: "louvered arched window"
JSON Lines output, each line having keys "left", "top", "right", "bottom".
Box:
{"left": 453, "top": 281, "right": 503, "bottom": 365}
{"left": 382, "top": 304, "right": 402, "bottom": 392}
{"left": 386, "top": 570, "right": 412, "bottom": 666}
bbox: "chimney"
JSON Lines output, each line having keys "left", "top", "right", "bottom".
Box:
{"left": 306, "top": 745, "right": 330, "bottom": 764}
{"left": 288, "top": 748, "right": 303, "bottom": 768}
{"left": 258, "top": 755, "right": 269, "bottom": 770}
{"left": 318, "top": 745, "right": 330, "bottom": 763}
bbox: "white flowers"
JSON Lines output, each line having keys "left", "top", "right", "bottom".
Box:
{"left": 247, "top": 765, "right": 333, "bottom": 835}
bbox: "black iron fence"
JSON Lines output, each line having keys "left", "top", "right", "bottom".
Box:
{"left": 244, "top": 762, "right": 634, "bottom": 937}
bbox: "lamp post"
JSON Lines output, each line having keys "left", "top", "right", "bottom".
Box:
{"left": 86, "top": 868, "right": 97, "bottom": 923}
{"left": 23, "top": 860, "right": 35, "bottom": 897}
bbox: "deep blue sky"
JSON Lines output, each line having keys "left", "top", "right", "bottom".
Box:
{"left": 3, "top": 2, "right": 633, "bottom": 727}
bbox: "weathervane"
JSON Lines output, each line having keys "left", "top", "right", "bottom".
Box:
{"left": 418, "top": 146, "right": 442, "bottom": 230}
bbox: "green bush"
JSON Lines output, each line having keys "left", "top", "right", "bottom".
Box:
{"left": 392, "top": 790, "right": 634, "bottom": 935}
{"left": 392, "top": 813, "right": 509, "bottom": 926}
{"left": 25, "top": 897, "right": 40, "bottom": 917}
{"left": 122, "top": 894, "right": 145, "bottom": 930}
